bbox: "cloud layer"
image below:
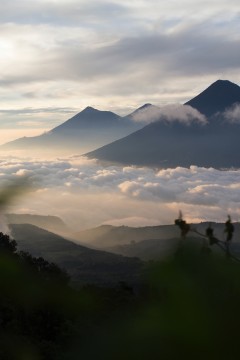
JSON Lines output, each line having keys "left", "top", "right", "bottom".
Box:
{"left": 0, "top": 154, "right": 239, "bottom": 229}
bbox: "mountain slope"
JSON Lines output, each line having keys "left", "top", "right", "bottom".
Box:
{"left": 1, "top": 107, "right": 141, "bottom": 154}
{"left": 185, "top": 79, "right": 240, "bottom": 116}
{"left": 106, "top": 237, "right": 188, "bottom": 260}
{"left": 73, "top": 222, "right": 240, "bottom": 260}
{"left": 86, "top": 80, "right": 240, "bottom": 168}
{"left": 73, "top": 224, "right": 181, "bottom": 248}
{"left": 86, "top": 116, "right": 240, "bottom": 168}
{"left": 125, "top": 103, "right": 153, "bottom": 120}
{"left": 10, "top": 224, "right": 143, "bottom": 286}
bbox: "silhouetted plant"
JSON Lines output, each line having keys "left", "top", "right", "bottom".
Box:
{"left": 225, "top": 215, "right": 235, "bottom": 241}
{"left": 205, "top": 223, "right": 219, "bottom": 245}
{"left": 174, "top": 212, "right": 240, "bottom": 263}
{"left": 174, "top": 211, "right": 190, "bottom": 238}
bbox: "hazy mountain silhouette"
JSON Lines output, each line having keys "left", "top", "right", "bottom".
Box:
{"left": 2, "top": 79, "right": 240, "bottom": 162}
{"left": 6, "top": 213, "right": 68, "bottom": 234}
{"left": 8, "top": 221, "right": 240, "bottom": 283}
{"left": 72, "top": 224, "right": 181, "bottom": 248}
{"left": 86, "top": 80, "right": 240, "bottom": 168}
{"left": 10, "top": 223, "right": 142, "bottom": 286}
{"left": 73, "top": 222, "right": 240, "bottom": 260}
{"left": 1, "top": 106, "right": 141, "bottom": 154}
{"left": 106, "top": 237, "right": 186, "bottom": 260}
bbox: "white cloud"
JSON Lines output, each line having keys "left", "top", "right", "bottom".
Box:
{"left": 223, "top": 103, "right": 240, "bottom": 123}
{"left": 0, "top": 155, "right": 239, "bottom": 230}
{"left": 131, "top": 104, "right": 207, "bottom": 124}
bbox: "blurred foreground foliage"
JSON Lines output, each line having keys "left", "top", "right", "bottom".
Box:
{"left": 1, "top": 227, "right": 240, "bottom": 359}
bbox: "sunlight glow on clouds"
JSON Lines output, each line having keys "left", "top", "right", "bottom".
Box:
{"left": 0, "top": 155, "right": 239, "bottom": 229}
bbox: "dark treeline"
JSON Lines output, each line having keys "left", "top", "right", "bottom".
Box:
{"left": 1, "top": 224, "right": 240, "bottom": 360}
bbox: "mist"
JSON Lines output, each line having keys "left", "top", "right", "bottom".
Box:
{"left": 0, "top": 151, "right": 239, "bottom": 231}
{"left": 223, "top": 103, "right": 240, "bottom": 123}
{"left": 131, "top": 104, "right": 207, "bottom": 125}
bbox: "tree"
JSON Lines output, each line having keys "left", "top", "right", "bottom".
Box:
{"left": 0, "top": 232, "right": 17, "bottom": 253}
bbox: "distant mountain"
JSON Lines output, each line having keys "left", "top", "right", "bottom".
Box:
{"left": 125, "top": 103, "right": 154, "bottom": 120}
{"left": 10, "top": 223, "right": 143, "bottom": 286}
{"left": 86, "top": 80, "right": 240, "bottom": 168}
{"left": 52, "top": 106, "right": 132, "bottom": 133}
{"left": 107, "top": 234, "right": 240, "bottom": 260}
{"left": 185, "top": 80, "right": 240, "bottom": 116}
{"left": 106, "top": 237, "right": 188, "bottom": 260}
{"left": 72, "top": 224, "right": 181, "bottom": 248}
{"left": 1, "top": 106, "right": 141, "bottom": 154}
{"left": 73, "top": 222, "right": 240, "bottom": 260}
{"left": 6, "top": 213, "right": 68, "bottom": 234}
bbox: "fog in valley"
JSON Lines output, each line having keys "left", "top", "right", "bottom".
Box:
{"left": 0, "top": 150, "right": 239, "bottom": 233}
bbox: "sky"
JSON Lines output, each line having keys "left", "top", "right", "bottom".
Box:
{"left": 0, "top": 0, "right": 240, "bottom": 142}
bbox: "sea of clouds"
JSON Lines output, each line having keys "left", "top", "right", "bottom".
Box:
{"left": 0, "top": 154, "right": 239, "bottom": 230}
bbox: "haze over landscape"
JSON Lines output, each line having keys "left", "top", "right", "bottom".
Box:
{"left": 1, "top": 79, "right": 240, "bottom": 230}
{"left": 1, "top": 1, "right": 240, "bottom": 358}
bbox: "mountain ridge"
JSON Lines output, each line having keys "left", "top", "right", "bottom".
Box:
{"left": 10, "top": 223, "right": 143, "bottom": 286}
{"left": 86, "top": 79, "right": 240, "bottom": 168}
{"left": 2, "top": 79, "right": 240, "bottom": 161}
{"left": 1, "top": 106, "right": 141, "bottom": 154}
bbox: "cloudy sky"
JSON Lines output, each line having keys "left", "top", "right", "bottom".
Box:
{"left": 0, "top": 0, "right": 240, "bottom": 142}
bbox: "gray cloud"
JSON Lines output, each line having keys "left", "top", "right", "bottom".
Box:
{"left": 1, "top": 0, "right": 239, "bottom": 28}
{"left": 0, "top": 1, "right": 129, "bottom": 26}
{"left": 61, "top": 26, "right": 240, "bottom": 81}
{"left": 1, "top": 21, "right": 239, "bottom": 106}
